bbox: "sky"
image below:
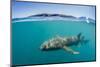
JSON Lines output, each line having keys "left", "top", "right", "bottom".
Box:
{"left": 12, "top": 1, "right": 96, "bottom": 20}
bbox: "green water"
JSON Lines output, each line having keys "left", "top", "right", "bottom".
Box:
{"left": 12, "top": 20, "right": 96, "bottom": 65}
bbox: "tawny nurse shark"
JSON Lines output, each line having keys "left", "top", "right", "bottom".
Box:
{"left": 40, "top": 33, "right": 88, "bottom": 54}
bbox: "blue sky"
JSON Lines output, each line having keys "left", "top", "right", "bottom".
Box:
{"left": 12, "top": 1, "right": 96, "bottom": 20}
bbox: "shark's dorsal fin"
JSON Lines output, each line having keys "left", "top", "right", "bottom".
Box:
{"left": 62, "top": 46, "right": 79, "bottom": 54}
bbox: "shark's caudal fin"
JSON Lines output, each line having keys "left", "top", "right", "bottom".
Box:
{"left": 77, "top": 33, "right": 82, "bottom": 40}
{"left": 77, "top": 33, "right": 89, "bottom": 45}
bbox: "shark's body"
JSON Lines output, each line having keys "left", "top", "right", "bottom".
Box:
{"left": 40, "top": 33, "right": 88, "bottom": 54}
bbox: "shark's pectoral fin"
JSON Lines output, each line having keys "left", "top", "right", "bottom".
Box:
{"left": 62, "top": 46, "right": 79, "bottom": 54}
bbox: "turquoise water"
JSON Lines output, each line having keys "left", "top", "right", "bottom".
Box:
{"left": 12, "top": 20, "right": 96, "bottom": 65}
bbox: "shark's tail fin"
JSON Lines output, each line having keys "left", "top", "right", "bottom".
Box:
{"left": 77, "top": 33, "right": 82, "bottom": 40}
{"left": 77, "top": 33, "right": 89, "bottom": 44}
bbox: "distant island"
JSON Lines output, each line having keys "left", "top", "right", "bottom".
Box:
{"left": 12, "top": 13, "right": 95, "bottom": 24}
{"left": 28, "top": 13, "right": 77, "bottom": 19}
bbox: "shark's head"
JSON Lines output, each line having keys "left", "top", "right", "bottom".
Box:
{"left": 40, "top": 41, "right": 57, "bottom": 51}
{"left": 40, "top": 40, "right": 62, "bottom": 51}
{"left": 40, "top": 41, "right": 50, "bottom": 50}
